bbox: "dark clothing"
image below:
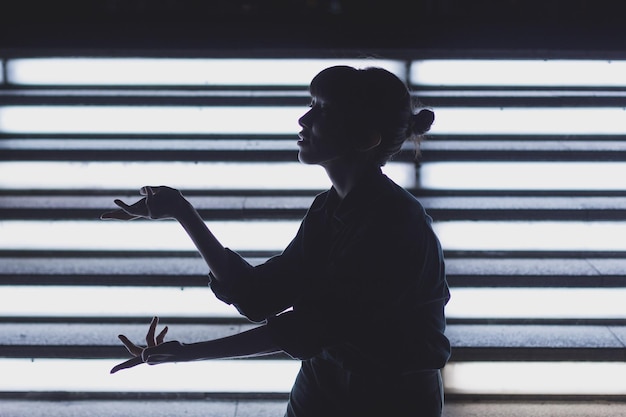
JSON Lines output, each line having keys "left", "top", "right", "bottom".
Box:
{"left": 209, "top": 167, "right": 450, "bottom": 414}
{"left": 286, "top": 356, "right": 443, "bottom": 417}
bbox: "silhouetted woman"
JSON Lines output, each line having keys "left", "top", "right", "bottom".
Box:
{"left": 103, "top": 65, "right": 450, "bottom": 417}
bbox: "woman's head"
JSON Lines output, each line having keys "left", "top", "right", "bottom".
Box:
{"left": 304, "top": 65, "right": 434, "bottom": 166}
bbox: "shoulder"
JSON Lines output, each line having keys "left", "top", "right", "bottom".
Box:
{"left": 378, "top": 176, "right": 428, "bottom": 222}
{"left": 369, "top": 179, "right": 440, "bottom": 254}
{"left": 308, "top": 189, "right": 331, "bottom": 213}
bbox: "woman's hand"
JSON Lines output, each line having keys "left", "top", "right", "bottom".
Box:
{"left": 101, "top": 186, "right": 189, "bottom": 221}
{"left": 111, "top": 316, "right": 186, "bottom": 374}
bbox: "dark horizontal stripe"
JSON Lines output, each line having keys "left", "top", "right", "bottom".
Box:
{"left": 3, "top": 194, "right": 626, "bottom": 221}
{"left": 421, "top": 140, "right": 626, "bottom": 162}
{"left": 2, "top": 272, "right": 623, "bottom": 288}
{"left": 443, "top": 250, "right": 626, "bottom": 259}
{"left": 418, "top": 91, "right": 626, "bottom": 107}
{"left": 446, "top": 275, "right": 626, "bottom": 288}
{"left": 1, "top": 394, "right": 624, "bottom": 409}
{"left": 0, "top": 90, "right": 310, "bottom": 106}
{"left": 5, "top": 133, "right": 626, "bottom": 141}
{"left": 3, "top": 249, "right": 626, "bottom": 261}
{"left": 0, "top": 148, "right": 304, "bottom": 162}
{"left": 446, "top": 317, "right": 626, "bottom": 326}
{"left": 0, "top": 322, "right": 623, "bottom": 362}
{"left": 3, "top": 137, "right": 626, "bottom": 162}
{"left": 3, "top": 148, "right": 625, "bottom": 162}
{"left": 0, "top": 249, "right": 279, "bottom": 258}
{"left": 6, "top": 272, "right": 626, "bottom": 288}
{"left": 2, "top": 255, "right": 625, "bottom": 288}
{"left": 0, "top": 345, "right": 289, "bottom": 360}
{"left": 4, "top": 88, "right": 626, "bottom": 107}
{"left": 449, "top": 347, "right": 626, "bottom": 362}
{"left": 0, "top": 392, "right": 290, "bottom": 402}
{"left": 0, "top": 316, "right": 250, "bottom": 325}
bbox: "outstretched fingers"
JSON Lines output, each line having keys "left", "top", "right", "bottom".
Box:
{"left": 118, "top": 334, "right": 144, "bottom": 357}
{"left": 140, "top": 186, "right": 159, "bottom": 196}
{"left": 100, "top": 198, "right": 148, "bottom": 220}
{"left": 112, "top": 334, "right": 145, "bottom": 374}
{"left": 110, "top": 356, "right": 143, "bottom": 374}
{"left": 100, "top": 209, "right": 138, "bottom": 220}
{"left": 115, "top": 198, "right": 149, "bottom": 217}
{"left": 112, "top": 318, "right": 168, "bottom": 373}
{"left": 156, "top": 325, "right": 169, "bottom": 345}
{"left": 145, "top": 316, "right": 168, "bottom": 346}
{"left": 146, "top": 316, "right": 158, "bottom": 346}
{"left": 102, "top": 186, "right": 179, "bottom": 221}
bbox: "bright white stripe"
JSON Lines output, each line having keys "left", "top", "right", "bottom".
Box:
{"left": 1, "top": 286, "right": 624, "bottom": 320}
{"left": 446, "top": 288, "right": 626, "bottom": 320}
{"left": 5, "top": 107, "right": 624, "bottom": 136}
{"left": 7, "top": 58, "right": 405, "bottom": 86}
{"left": 420, "top": 162, "right": 626, "bottom": 190}
{"left": 0, "top": 138, "right": 298, "bottom": 151}
{"left": 1, "top": 358, "right": 624, "bottom": 396}
{"left": 0, "top": 220, "right": 301, "bottom": 252}
{"left": 2, "top": 220, "right": 625, "bottom": 252}
{"left": 444, "top": 362, "right": 626, "bottom": 395}
{"left": 433, "top": 221, "right": 626, "bottom": 252}
{"left": 412, "top": 59, "right": 626, "bottom": 87}
{"left": 0, "top": 106, "right": 303, "bottom": 134}
{"left": 0, "top": 161, "right": 330, "bottom": 190}
{"left": 0, "top": 286, "right": 235, "bottom": 317}
{"left": 4, "top": 106, "right": 625, "bottom": 136}
{"left": 0, "top": 358, "right": 299, "bottom": 392}
{"left": 0, "top": 161, "right": 414, "bottom": 190}
{"left": 430, "top": 107, "right": 626, "bottom": 135}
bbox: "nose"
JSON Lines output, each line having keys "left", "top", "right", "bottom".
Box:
{"left": 298, "top": 108, "right": 313, "bottom": 128}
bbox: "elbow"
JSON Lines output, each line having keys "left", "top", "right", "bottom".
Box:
{"left": 233, "top": 304, "right": 269, "bottom": 324}
{"left": 246, "top": 314, "right": 267, "bottom": 324}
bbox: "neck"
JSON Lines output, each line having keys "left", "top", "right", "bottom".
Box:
{"left": 323, "top": 159, "right": 378, "bottom": 200}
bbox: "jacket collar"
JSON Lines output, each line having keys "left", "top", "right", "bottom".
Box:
{"left": 322, "top": 167, "right": 391, "bottom": 226}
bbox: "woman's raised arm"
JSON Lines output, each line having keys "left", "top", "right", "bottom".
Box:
{"left": 101, "top": 185, "right": 229, "bottom": 281}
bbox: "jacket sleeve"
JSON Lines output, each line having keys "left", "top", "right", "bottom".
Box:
{"left": 208, "top": 222, "right": 306, "bottom": 323}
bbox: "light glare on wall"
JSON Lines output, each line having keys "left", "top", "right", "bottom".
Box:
{"left": 434, "top": 220, "right": 626, "bottom": 252}
{"left": 1, "top": 358, "right": 625, "bottom": 396}
{"left": 412, "top": 59, "right": 626, "bottom": 87}
{"left": 6, "top": 58, "right": 406, "bottom": 86}
{"left": 0, "top": 161, "right": 414, "bottom": 190}
{"left": 447, "top": 287, "right": 626, "bottom": 320}
{"left": 3, "top": 106, "right": 625, "bottom": 136}
{"left": 0, "top": 358, "right": 299, "bottom": 392}
{"left": 0, "top": 220, "right": 302, "bottom": 252}
{"left": 2, "top": 220, "right": 626, "bottom": 253}
{"left": 1, "top": 286, "right": 625, "bottom": 320}
{"left": 0, "top": 286, "right": 236, "bottom": 318}
{"left": 0, "top": 106, "right": 303, "bottom": 134}
{"left": 430, "top": 107, "right": 626, "bottom": 135}
{"left": 420, "top": 162, "right": 626, "bottom": 190}
{"left": 444, "top": 361, "right": 626, "bottom": 396}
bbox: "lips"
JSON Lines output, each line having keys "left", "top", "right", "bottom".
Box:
{"left": 297, "top": 131, "right": 309, "bottom": 145}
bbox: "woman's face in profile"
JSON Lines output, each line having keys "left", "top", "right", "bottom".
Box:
{"left": 297, "top": 93, "right": 359, "bottom": 166}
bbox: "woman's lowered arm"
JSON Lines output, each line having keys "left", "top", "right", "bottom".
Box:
{"left": 111, "top": 317, "right": 280, "bottom": 374}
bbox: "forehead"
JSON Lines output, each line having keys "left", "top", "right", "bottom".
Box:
{"left": 309, "top": 92, "right": 359, "bottom": 117}
{"left": 309, "top": 67, "right": 362, "bottom": 103}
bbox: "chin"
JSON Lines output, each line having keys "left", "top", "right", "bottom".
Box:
{"left": 297, "top": 151, "right": 316, "bottom": 165}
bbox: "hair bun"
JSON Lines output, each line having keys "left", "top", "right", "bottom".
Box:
{"left": 411, "top": 109, "right": 435, "bottom": 135}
